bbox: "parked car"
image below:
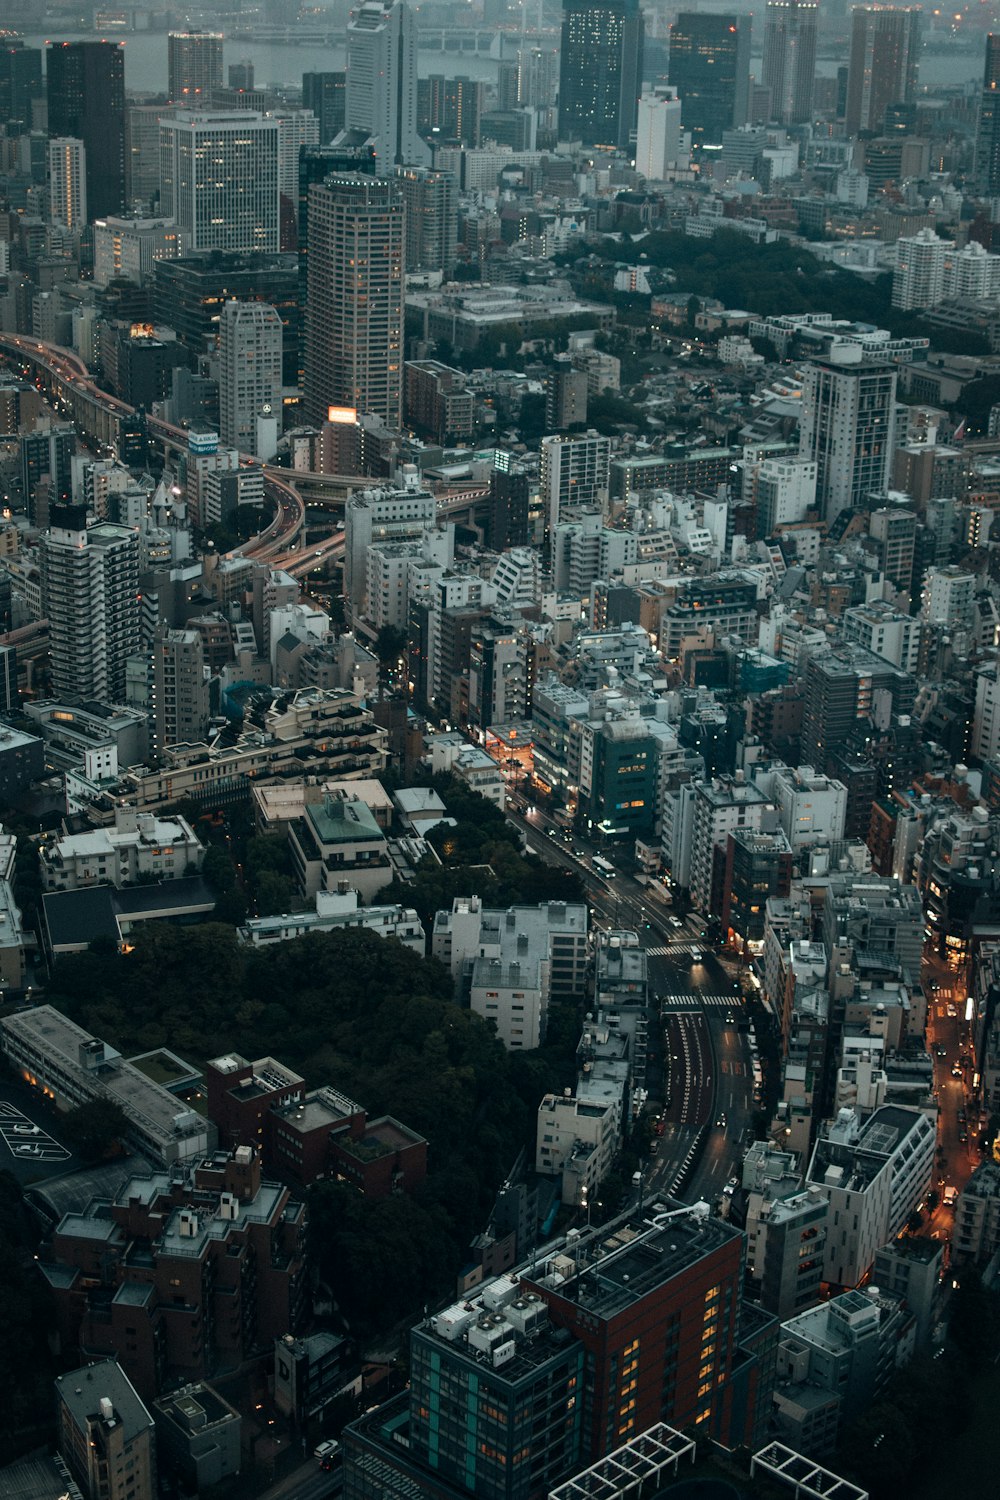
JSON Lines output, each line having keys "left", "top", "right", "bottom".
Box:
{"left": 12, "top": 1124, "right": 40, "bottom": 1136}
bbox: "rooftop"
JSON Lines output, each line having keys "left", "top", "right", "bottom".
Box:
{"left": 56, "top": 1359, "right": 153, "bottom": 1445}
{"left": 305, "top": 795, "right": 383, "bottom": 846}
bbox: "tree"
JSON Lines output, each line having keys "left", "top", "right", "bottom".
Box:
{"left": 203, "top": 844, "right": 236, "bottom": 894}
{"left": 948, "top": 1265, "right": 1000, "bottom": 1370}
{"left": 62, "top": 1098, "right": 129, "bottom": 1161}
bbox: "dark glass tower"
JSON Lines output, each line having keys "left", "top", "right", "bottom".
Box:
{"left": 0, "top": 41, "right": 42, "bottom": 133}
{"left": 47, "top": 41, "right": 125, "bottom": 220}
{"left": 668, "top": 12, "right": 751, "bottom": 147}
{"left": 302, "top": 71, "right": 347, "bottom": 143}
{"left": 558, "top": 0, "right": 645, "bottom": 151}
{"left": 978, "top": 35, "right": 1000, "bottom": 194}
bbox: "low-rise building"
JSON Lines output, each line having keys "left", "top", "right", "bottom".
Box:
{"left": 288, "top": 792, "right": 391, "bottom": 904}
{"left": 56, "top": 1360, "right": 156, "bottom": 1500}
{"left": 40, "top": 807, "right": 204, "bottom": 892}
{"left": 0, "top": 1006, "right": 215, "bottom": 1166}
{"left": 274, "top": 1330, "right": 356, "bottom": 1426}
{"left": 535, "top": 1090, "right": 618, "bottom": 1206}
{"left": 953, "top": 1158, "right": 1000, "bottom": 1265}
{"left": 240, "top": 889, "right": 424, "bottom": 952}
{"left": 152, "top": 1383, "right": 242, "bottom": 1492}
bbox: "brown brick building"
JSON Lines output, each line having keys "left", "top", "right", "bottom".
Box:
{"left": 43, "top": 1146, "right": 307, "bottom": 1401}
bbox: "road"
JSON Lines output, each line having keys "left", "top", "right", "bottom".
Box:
{"left": 506, "top": 805, "right": 754, "bottom": 1207}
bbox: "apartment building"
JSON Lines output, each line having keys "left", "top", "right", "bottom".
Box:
{"left": 40, "top": 807, "right": 204, "bottom": 892}
{"left": 56, "top": 1360, "right": 155, "bottom": 1500}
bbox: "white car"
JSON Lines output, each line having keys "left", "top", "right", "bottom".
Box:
{"left": 12, "top": 1124, "right": 40, "bottom": 1136}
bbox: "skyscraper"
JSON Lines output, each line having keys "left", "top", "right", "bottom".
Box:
{"left": 977, "top": 35, "right": 1000, "bottom": 194}
{"left": 41, "top": 507, "right": 140, "bottom": 703}
{"left": 540, "top": 431, "right": 612, "bottom": 537}
{"left": 761, "top": 0, "right": 817, "bottom": 125}
{"left": 219, "top": 300, "right": 283, "bottom": 453}
{"left": 845, "top": 6, "right": 921, "bottom": 136}
{"left": 153, "top": 626, "right": 211, "bottom": 750}
{"left": 48, "top": 138, "right": 87, "bottom": 231}
{"left": 0, "top": 40, "right": 42, "bottom": 133}
{"left": 396, "top": 166, "right": 457, "bottom": 275}
{"left": 159, "top": 114, "right": 280, "bottom": 253}
{"left": 345, "top": 0, "right": 426, "bottom": 170}
{"left": 47, "top": 41, "right": 126, "bottom": 220}
{"left": 635, "top": 87, "right": 683, "bottom": 179}
{"left": 167, "top": 32, "right": 224, "bottom": 105}
{"left": 302, "top": 71, "right": 347, "bottom": 143}
{"left": 304, "top": 175, "right": 405, "bottom": 428}
{"left": 558, "top": 0, "right": 645, "bottom": 150}
{"left": 668, "top": 13, "right": 751, "bottom": 147}
{"left": 798, "top": 356, "right": 898, "bottom": 522}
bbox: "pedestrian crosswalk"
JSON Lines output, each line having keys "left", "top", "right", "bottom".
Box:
{"left": 646, "top": 943, "right": 699, "bottom": 956}
{"left": 660, "top": 993, "right": 739, "bottom": 1010}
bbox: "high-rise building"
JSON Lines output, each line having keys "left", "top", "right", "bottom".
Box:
{"left": 395, "top": 165, "right": 456, "bottom": 274}
{"left": 154, "top": 253, "right": 302, "bottom": 386}
{"left": 56, "top": 1360, "right": 155, "bottom": 1500}
{"left": 668, "top": 13, "right": 751, "bottom": 147}
{"left": 345, "top": 0, "right": 426, "bottom": 170}
{"left": 302, "top": 70, "right": 347, "bottom": 142}
{"left": 159, "top": 113, "right": 280, "bottom": 254}
{"left": 540, "top": 431, "right": 612, "bottom": 537}
{"left": 47, "top": 41, "right": 126, "bottom": 220}
{"left": 153, "top": 626, "right": 211, "bottom": 749}
{"left": 800, "top": 645, "right": 916, "bottom": 771}
{"left": 20, "top": 424, "right": 75, "bottom": 521}
{"left": 303, "top": 175, "right": 405, "bottom": 429}
{"left": 417, "top": 74, "right": 484, "bottom": 145}
{"left": 219, "top": 300, "right": 284, "bottom": 453}
{"left": 271, "top": 108, "right": 321, "bottom": 212}
{"left": 93, "top": 216, "right": 182, "bottom": 288}
{"left": 635, "top": 87, "right": 683, "bottom": 179}
{"left": 558, "top": 0, "right": 645, "bottom": 150}
{"left": 891, "top": 227, "right": 951, "bottom": 310}
{"left": 41, "top": 506, "right": 141, "bottom": 703}
{"left": 125, "top": 103, "right": 167, "bottom": 210}
{"left": 761, "top": 0, "right": 817, "bottom": 125}
{"left": 977, "top": 35, "right": 1000, "bottom": 194}
{"left": 845, "top": 6, "right": 921, "bottom": 137}
{"left": 48, "top": 137, "right": 87, "bottom": 231}
{"left": 0, "top": 40, "right": 42, "bottom": 132}
{"left": 798, "top": 356, "right": 898, "bottom": 521}
{"left": 485, "top": 461, "right": 530, "bottom": 551}
{"left": 167, "top": 31, "right": 223, "bottom": 105}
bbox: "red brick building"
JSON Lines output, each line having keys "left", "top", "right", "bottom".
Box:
{"left": 206, "top": 1055, "right": 428, "bottom": 1197}
{"left": 42, "top": 1146, "right": 307, "bottom": 1401}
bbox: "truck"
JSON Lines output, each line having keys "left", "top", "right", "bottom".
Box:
{"left": 942, "top": 1186, "right": 959, "bottom": 1209}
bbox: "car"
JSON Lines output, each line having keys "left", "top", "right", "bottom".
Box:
{"left": 690, "top": 947, "right": 703, "bottom": 962}
{"left": 724, "top": 1014, "right": 736, "bottom": 1025}
{"left": 959, "top": 1130, "right": 969, "bottom": 1143}
{"left": 12, "top": 1124, "right": 40, "bottom": 1136}
{"left": 952, "top": 1065, "right": 963, "bottom": 1078}
{"left": 573, "top": 848, "right": 586, "bottom": 857}
{"left": 936, "top": 1045, "right": 947, "bottom": 1058}
{"left": 947, "top": 1004, "right": 958, "bottom": 1017}
{"left": 716, "top": 1112, "right": 727, "bottom": 1128}
{"left": 669, "top": 916, "right": 683, "bottom": 929}
{"left": 15, "top": 1142, "right": 43, "bottom": 1156}
{"left": 314, "top": 1440, "right": 340, "bottom": 1465}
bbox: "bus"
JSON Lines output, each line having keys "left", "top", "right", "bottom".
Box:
{"left": 592, "top": 855, "right": 615, "bottom": 878}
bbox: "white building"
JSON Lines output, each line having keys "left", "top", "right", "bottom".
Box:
{"left": 689, "top": 774, "right": 773, "bottom": 914}
{"left": 892, "top": 229, "right": 952, "bottom": 312}
{"left": 973, "top": 664, "right": 1000, "bottom": 763}
{"left": 271, "top": 108, "right": 321, "bottom": 206}
{"left": 540, "top": 431, "right": 612, "bottom": 536}
{"left": 93, "top": 216, "right": 182, "bottom": 287}
{"left": 769, "top": 765, "right": 847, "bottom": 850}
{"left": 49, "top": 137, "right": 87, "bottom": 231}
{"left": 806, "top": 1104, "right": 935, "bottom": 1287}
{"left": 159, "top": 112, "right": 279, "bottom": 253}
{"left": 344, "top": 478, "right": 437, "bottom": 617}
{"left": 752, "top": 456, "right": 818, "bottom": 534}
{"left": 921, "top": 565, "right": 976, "bottom": 631}
{"left": 41, "top": 807, "right": 204, "bottom": 891}
{"left": 798, "top": 353, "right": 898, "bottom": 521}
{"left": 240, "top": 887, "right": 424, "bottom": 951}
{"left": 345, "top": 0, "right": 427, "bottom": 171}
{"left": 536, "top": 1090, "right": 618, "bottom": 1205}
{"left": 41, "top": 514, "right": 140, "bottom": 705}
{"left": 842, "top": 601, "right": 922, "bottom": 673}
{"left": 635, "top": 87, "right": 683, "bottom": 180}
{"left": 219, "top": 300, "right": 284, "bottom": 455}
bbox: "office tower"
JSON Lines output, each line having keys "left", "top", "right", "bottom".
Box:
{"left": 153, "top": 626, "right": 211, "bottom": 749}
{"left": 396, "top": 165, "right": 456, "bottom": 274}
{"left": 798, "top": 357, "right": 898, "bottom": 521}
{"left": 272, "top": 108, "right": 321, "bottom": 209}
{"left": 558, "top": 0, "right": 645, "bottom": 150}
{"left": 517, "top": 46, "right": 559, "bottom": 111}
{"left": 125, "top": 104, "right": 166, "bottom": 210}
{"left": 219, "top": 300, "right": 283, "bottom": 453}
{"left": 229, "top": 59, "right": 255, "bottom": 92}
{"left": 41, "top": 506, "right": 140, "bottom": 703}
{"left": 57, "top": 1361, "right": 155, "bottom": 1500}
{"left": 417, "top": 74, "right": 484, "bottom": 145}
{"left": 47, "top": 41, "right": 126, "bottom": 220}
{"left": 304, "top": 175, "right": 404, "bottom": 428}
{"left": 20, "top": 425, "right": 74, "bottom": 521}
{"left": 800, "top": 645, "right": 916, "bottom": 770}
{"left": 977, "top": 35, "right": 1000, "bottom": 194}
{"left": 93, "top": 217, "right": 182, "bottom": 288}
{"left": 159, "top": 114, "right": 280, "bottom": 253}
{"left": 0, "top": 40, "right": 42, "bottom": 132}
{"left": 845, "top": 6, "right": 921, "bottom": 137}
{"left": 761, "top": 0, "right": 817, "bottom": 125}
{"left": 540, "top": 431, "right": 612, "bottom": 537}
{"left": 168, "top": 31, "right": 224, "bottom": 105}
{"left": 485, "top": 462, "right": 530, "bottom": 550}
{"left": 302, "top": 71, "right": 347, "bottom": 142}
{"left": 345, "top": 0, "right": 426, "bottom": 170}
{"left": 48, "top": 137, "right": 87, "bottom": 231}
{"left": 635, "top": 86, "right": 682, "bottom": 178}
{"left": 154, "top": 254, "right": 301, "bottom": 385}
{"left": 668, "top": 13, "right": 751, "bottom": 147}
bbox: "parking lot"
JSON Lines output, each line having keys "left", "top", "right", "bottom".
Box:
{"left": 0, "top": 1098, "right": 71, "bottom": 1165}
